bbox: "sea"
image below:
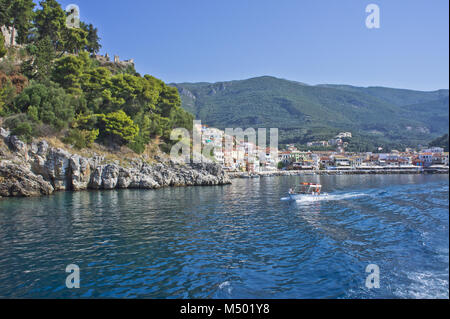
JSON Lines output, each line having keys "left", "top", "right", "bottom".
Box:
{"left": 0, "top": 174, "right": 448, "bottom": 298}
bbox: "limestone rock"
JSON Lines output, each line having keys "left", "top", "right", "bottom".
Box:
{"left": 89, "top": 166, "right": 103, "bottom": 189}
{"left": 70, "top": 155, "right": 91, "bottom": 191}
{"left": 0, "top": 127, "right": 10, "bottom": 138}
{"left": 101, "top": 164, "right": 119, "bottom": 189}
{"left": 43, "top": 148, "right": 71, "bottom": 191}
{"left": 0, "top": 133, "right": 232, "bottom": 198}
{"left": 7, "top": 135, "right": 27, "bottom": 156}
{"left": 0, "top": 164, "right": 54, "bottom": 197}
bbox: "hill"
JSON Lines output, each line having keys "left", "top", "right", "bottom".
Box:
{"left": 429, "top": 134, "right": 449, "bottom": 152}
{"left": 172, "top": 76, "right": 449, "bottom": 151}
{"left": 0, "top": 0, "right": 193, "bottom": 157}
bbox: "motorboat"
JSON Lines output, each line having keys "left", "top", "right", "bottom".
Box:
{"left": 288, "top": 183, "right": 328, "bottom": 201}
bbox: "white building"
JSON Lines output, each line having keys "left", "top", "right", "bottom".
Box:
{"left": 421, "top": 147, "right": 444, "bottom": 154}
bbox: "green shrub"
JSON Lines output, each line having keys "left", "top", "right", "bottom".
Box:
{"left": 72, "top": 113, "right": 98, "bottom": 130}
{"left": 11, "top": 122, "right": 33, "bottom": 142}
{"left": 0, "top": 33, "right": 6, "bottom": 58}
{"left": 128, "top": 135, "right": 147, "bottom": 154}
{"left": 63, "top": 128, "right": 99, "bottom": 149}
{"left": 27, "top": 105, "right": 39, "bottom": 121}
{"left": 14, "top": 82, "right": 76, "bottom": 129}
{"left": 0, "top": 74, "right": 16, "bottom": 115}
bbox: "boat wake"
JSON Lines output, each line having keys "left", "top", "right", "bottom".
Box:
{"left": 281, "top": 192, "right": 366, "bottom": 203}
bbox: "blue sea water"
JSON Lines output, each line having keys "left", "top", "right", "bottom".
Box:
{"left": 0, "top": 174, "right": 448, "bottom": 298}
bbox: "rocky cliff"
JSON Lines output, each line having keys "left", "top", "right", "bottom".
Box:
{"left": 0, "top": 128, "right": 230, "bottom": 198}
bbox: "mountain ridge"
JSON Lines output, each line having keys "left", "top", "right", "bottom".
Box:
{"left": 171, "top": 76, "right": 449, "bottom": 151}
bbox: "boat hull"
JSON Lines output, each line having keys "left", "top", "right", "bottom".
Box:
{"left": 289, "top": 193, "right": 328, "bottom": 201}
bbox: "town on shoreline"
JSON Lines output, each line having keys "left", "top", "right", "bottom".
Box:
{"left": 197, "top": 125, "right": 449, "bottom": 177}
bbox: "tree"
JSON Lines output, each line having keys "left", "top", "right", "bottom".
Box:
{"left": 277, "top": 161, "right": 284, "bottom": 170}
{"left": 11, "top": 122, "right": 33, "bottom": 141}
{"left": 22, "top": 36, "right": 56, "bottom": 81}
{"left": 34, "top": 36, "right": 56, "bottom": 81}
{"left": 14, "top": 82, "right": 76, "bottom": 129}
{"left": 34, "top": 0, "right": 66, "bottom": 48}
{"left": 61, "top": 26, "right": 88, "bottom": 54}
{"left": 81, "top": 22, "right": 101, "bottom": 55}
{"left": 63, "top": 128, "right": 99, "bottom": 149}
{"left": 51, "top": 53, "right": 89, "bottom": 94}
{"left": 0, "top": 0, "right": 10, "bottom": 27}
{"left": 157, "top": 85, "right": 182, "bottom": 117}
{"left": 99, "top": 110, "right": 139, "bottom": 145}
{"left": 0, "top": 32, "right": 6, "bottom": 58}
{"left": 0, "top": 71, "right": 16, "bottom": 115}
{"left": 6, "top": 0, "right": 35, "bottom": 45}
{"left": 80, "top": 66, "right": 111, "bottom": 112}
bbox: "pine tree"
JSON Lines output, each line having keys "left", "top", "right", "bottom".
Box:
{"left": 34, "top": 36, "right": 56, "bottom": 81}
{"left": 81, "top": 22, "right": 101, "bottom": 55}
{"left": 8, "top": 0, "right": 35, "bottom": 44}
{"left": 0, "top": 32, "right": 6, "bottom": 58}
{"left": 34, "top": 0, "right": 66, "bottom": 48}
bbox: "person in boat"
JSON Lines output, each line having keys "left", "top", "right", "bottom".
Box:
{"left": 289, "top": 188, "right": 294, "bottom": 194}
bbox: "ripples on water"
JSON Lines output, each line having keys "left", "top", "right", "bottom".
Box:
{"left": 0, "top": 174, "right": 448, "bottom": 298}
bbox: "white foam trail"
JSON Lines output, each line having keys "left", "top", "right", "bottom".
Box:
{"left": 218, "top": 281, "right": 233, "bottom": 294}
{"left": 281, "top": 192, "right": 367, "bottom": 203}
{"left": 394, "top": 271, "right": 449, "bottom": 299}
{"left": 219, "top": 281, "right": 230, "bottom": 289}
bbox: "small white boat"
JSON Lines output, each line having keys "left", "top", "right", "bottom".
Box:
{"left": 288, "top": 183, "right": 328, "bottom": 201}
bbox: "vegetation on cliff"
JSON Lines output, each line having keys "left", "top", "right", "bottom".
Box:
{"left": 0, "top": 0, "right": 193, "bottom": 155}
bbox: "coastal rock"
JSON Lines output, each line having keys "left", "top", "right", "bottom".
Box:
{"left": 139, "top": 174, "right": 159, "bottom": 189}
{"left": 37, "top": 140, "right": 49, "bottom": 157}
{"left": 43, "top": 148, "right": 72, "bottom": 191}
{"left": 117, "top": 167, "right": 133, "bottom": 188}
{"left": 70, "top": 155, "right": 91, "bottom": 191}
{"left": 0, "top": 127, "right": 10, "bottom": 138}
{"left": 7, "top": 135, "right": 27, "bottom": 157}
{"left": 30, "top": 142, "right": 38, "bottom": 155}
{"left": 29, "top": 140, "right": 49, "bottom": 157}
{"left": 0, "top": 134, "right": 232, "bottom": 198}
{"left": 101, "top": 164, "right": 120, "bottom": 189}
{"left": 0, "top": 164, "right": 54, "bottom": 197}
{"left": 89, "top": 166, "right": 103, "bottom": 189}
{"left": 89, "top": 155, "right": 105, "bottom": 169}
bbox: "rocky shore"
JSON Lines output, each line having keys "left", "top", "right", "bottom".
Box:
{"left": 0, "top": 129, "right": 231, "bottom": 198}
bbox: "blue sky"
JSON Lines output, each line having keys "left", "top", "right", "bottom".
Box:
{"left": 55, "top": 0, "right": 448, "bottom": 91}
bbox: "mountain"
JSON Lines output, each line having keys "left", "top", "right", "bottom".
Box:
{"left": 429, "top": 134, "right": 449, "bottom": 152}
{"left": 171, "top": 76, "right": 449, "bottom": 151}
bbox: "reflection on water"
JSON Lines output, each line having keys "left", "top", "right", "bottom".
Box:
{"left": 0, "top": 174, "right": 448, "bottom": 298}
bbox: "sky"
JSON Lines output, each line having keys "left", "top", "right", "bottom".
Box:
{"left": 55, "top": 0, "right": 449, "bottom": 91}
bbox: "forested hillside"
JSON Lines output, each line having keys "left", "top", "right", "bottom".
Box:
{"left": 173, "top": 76, "right": 449, "bottom": 151}
{"left": 0, "top": 0, "right": 192, "bottom": 154}
{"left": 429, "top": 134, "right": 449, "bottom": 152}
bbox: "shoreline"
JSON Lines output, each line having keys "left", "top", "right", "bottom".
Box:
{"left": 1, "top": 132, "right": 448, "bottom": 199}
{"left": 0, "top": 134, "right": 231, "bottom": 199}
{"left": 229, "top": 168, "right": 449, "bottom": 178}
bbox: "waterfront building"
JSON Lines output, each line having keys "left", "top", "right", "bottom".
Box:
{"left": 418, "top": 152, "right": 433, "bottom": 167}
